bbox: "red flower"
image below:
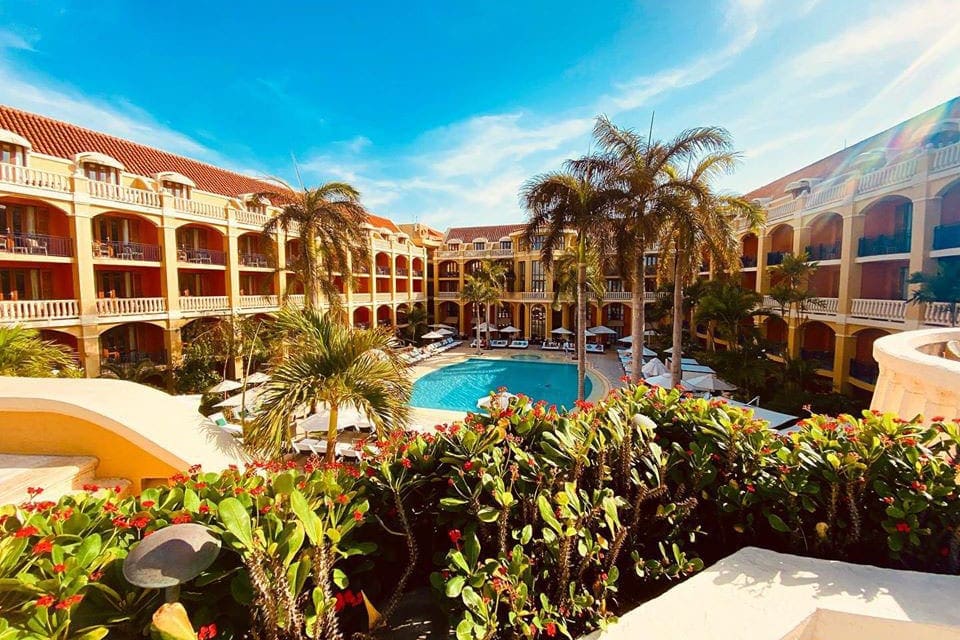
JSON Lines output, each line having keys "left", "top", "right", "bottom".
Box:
{"left": 195, "top": 482, "right": 208, "bottom": 490}
{"left": 883, "top": 496, "right": 895, "bottom": 505}
{"left": 895, "top": 522, "right": 911, "bottom": 533}
{"left": 448, "top": 529, "right": 462, "bottom": 544}
{"left": 198, "top": 504, "right": 211, "bottom": 514}
{"left": 32, "top": 540, "right": 53, "bottom": 555}
{"left": 55, "top": 594, "right": 83, "bottom": 609}
{"left": 198, "top": 623, "right": 218, "bottom": 640}
{"left": 544, "top": 622, "right": 557, "bottom": 637}
{"left": 400, "top": 457, "right": 412, "bottom": 469}
{"left": 27, "top": 486, "right": 43, "bottom": 497}
{"left": 463, "top": 461, "right": 474, "bottom": 472}
{"left": 745, "top": 484, "right": 756, "bottom": 494}
{"left": 130, "top": 516, "right": 150, "bottom": 529}
{"left": 14, "top": 525, "right": 38, "bottom": 538}
{"left": 82, "top": 483, "right": 100, "bottom": 492}
{"left": 353, "top": 509, "right": 363, "bottom": 522}
{"left": 35, "top": 595, "right": 56, "bottom": 608}
{"left": 259, "top": 505, "right": 272, "bottom": 514}
{"left": 172, "top": 513, "right": 193, "bottom": 524}
{"left": 141, "top": 500, "right": 155, "bottom": 509}
{"left": 902, "top": 438, "right": 917, "bottom": 447}
{"left": 112, "top": 516, "right": 130, "bottom": 529}
{"left": 89, "top": 570, "right": 103, "bottom": 581}
{"left": 52, "top": 563, "right": 67, "bottom": 573}
{"left": 103, "top": 502, "right": 117, "bottom": 513}
{"left": 249, "top": 485, "right": 266, "bottom": 496}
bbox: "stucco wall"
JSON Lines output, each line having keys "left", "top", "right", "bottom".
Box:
{"left": 871, "top": 328, "right": 960, "bottom": 420}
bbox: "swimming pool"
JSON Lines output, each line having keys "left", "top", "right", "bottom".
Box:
{"left": 411, "top": 357, "right": 592, "bottom": 412}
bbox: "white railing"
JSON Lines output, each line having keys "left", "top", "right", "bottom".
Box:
{"left": 805, "top": 178, "right": 850, "bottom": 209}
{"left": 520, "top": 292, "right": 551, "bottom": 301}
{"left": 286, "top": 294, "right": 305, "bottom": 308}
{"left": 604, "top": 291, "right": 631, "bottom": 301}
{"left": 850, "top": 298, "right": 906, "bottom": 322}
{"left": 766, "top": 196, "right": 805, "bottom": 221}
{"left": 931, "top": 141, "right": 960, "bottom": 173}
{"left": 172, "top": 197, "right": 228, "bottom": 220}
{"left": 856, "top": 158, "right": 919, "bottom": 195}
{"left": 923, "top": 301, "right": 958, "bottom": 326}
{"left": 375, "top": 292, "right": 393, "bottom": 302}
{"left": 0, "top": 164, "right": 72, "bottom": 192}
{"left": 372, "top": 239, "right": 393, "bottom": 252}
{"left": 0, "top": 299, "right": 79, "bottom": 322}
{"left": 96, "top": 297, "right": 167, "bottom": 316}
{"left": 807, "top": 297, "right": 839, "bottom": 316}
{"left": 238, "top": 295, "right": 279, "bottom": 309}
{"left": 435, "top": 248, "right": 515, "bottom": 259}
{"left": 180, "top": 296, "right": 230, "bottom": 314}
{"left": 437, "top": 291, "right": 459, "bottom": 299}
{"left": 88, "top": 181, "right": 161, "bottom": 208}
{"left": 234, "top": 209, "right": 270, "bottom": 227}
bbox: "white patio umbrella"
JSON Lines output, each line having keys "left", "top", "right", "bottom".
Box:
{"left": 298, "top": 405, "right": 372, "bottom": 435}
{"left": 214, "top": 395, "right": 244, "bottom": 408}
{"left": 687, "top": 373, "right": 737, "bottom": 392}
{"left": 477, "top": 392, "right": 517, "bottom": 411}
{"left": 421, "top": 330, "right": 446, "bottom": 340}
{"left": 583, "top": 329, "right": 596, "bottom": 337}
{"left": 243, "top": 371, "right": 270, "bottom": 385}
{"left": 643, "top": 374, "right": 690, "bottom": 390}
{"left": 551, "top": 327, "right": 573, "bottom": 335}
{"left": 206, "top": 379, "right": 242, "bottom": 394}
{"left": 429, "top": 323, "right": 455, "bottom": 329}
{"left": 499, "top": 325, "right": 521, "bottom": 334}
{"left": 587, "top": 326, "right": 617, "bottom": 335}
{"left": 474, "top": 322, "right": 496, "bottom": 332}
{"left": 437, "top": 328, "right": 454, "bottom": 335}
{"left": 642, "top": 358, "right": 669, "bottom": 377}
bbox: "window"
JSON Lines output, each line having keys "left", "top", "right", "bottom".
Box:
{"left": 531, "top": 306, "right": 546, "bottom": 338}
{"left": 0, "top": 205, "right": 49, "bottom": 235}
{"left": 473, "top": 241, "right": 486, "bottom": 251}
{"left": 606, "top": 278, "right": 623, "bottom": 293}
{"left": 163, "top": 181, "right": 190, "bottom": 198}
{"left": 447, "top": 242, "right": 461, "bottom": 251}
{"left": 608, "top": 304, "right": 624, "bottom": 321}
{"left": 96, "top": 271, "right": 141, "bottom": 298}
{"left": 95, "top": 216, "right": 139, "bottom": 243}
{"left": 0, "top": 142, "right": 26, "bottom": 166}
{"left": 500, "top": 240, "right": 512, "bottom": 250}
{"left": 0, "top": 268, "right": 52, "bottom": 300}
{"left": 518, "top": 261, "right": 526, "bottom": 291}
{"left": 84, "top": 163, "right": 119, "bottom": 184}
{"left": 531, "top": 260, "right": 545, "bottom": 292}
{"left": 530, "top": 235, "right": 545, "bottom": 251}
{"left": 246, "top": 200, "right": 267, "bottom": 215}
{"left": 176, "top": 227, "right": 207, "bottom": 250}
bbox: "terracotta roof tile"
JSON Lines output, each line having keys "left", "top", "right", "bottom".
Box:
{"left": 746, "top": 96, "right": 960, "bottom": 200}
{"left": 444, "top": 224, "right": 526, "bottom": 243}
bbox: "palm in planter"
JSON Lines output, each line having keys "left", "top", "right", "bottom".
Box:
{"left": 908, "top": 261, "right": 960, "bottom": 327}
{"left": 249, "top": 307, "right": 411, "bottom": 461}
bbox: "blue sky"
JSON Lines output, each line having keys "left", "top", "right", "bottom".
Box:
{"left": 1, "top": 0, "right": 957, "bottom": 228}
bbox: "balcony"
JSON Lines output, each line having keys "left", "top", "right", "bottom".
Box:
{"left": 740, "top": 256, "right": 757, "bottom": 268}
{"left": 931, "top": 140, "right": 960, "bottom": 173}
{"left": 805, "top": 241, "right": 841, "bottom": 261}
{"left": 766, "top": 251, "right": 788, "bottom": 266}
{"left": 239, "top": 253, "right": 272, "bottom": 268}
{"left": 180, "top": 296, "right": 230, "bottom": 316}
{"left": 0, "top": 299, "right": 79, "bottom": 324}
{"left": 807, "top": 297, "right": 839, "bottom": 316}
{"left": 396, "top": 268, "right": 409, "bottom": 277}
{"left": 850, "top": 298, "right": 906, "bottom": 323}
{"left": 438, "top": 271, "right": 460, "bottom": 278}
{"left": 0, "top": 163, "right": 72, "bottom": 193}
{"left": 238, "top": 294, "right": 279, "bottom": 309}
{"left": 0, "top": 231, "right": 73, "bottom": 258}
{"left": 849, "top": 358, "right": 879, "bottom": 384}
{"left": 234, "top": 209, "right": 270, "bottom": 227}
{"left": 286, "top": 294, "right": 305, "bottom": 308}
{"left": 855, "top": 157, "right": 919, "bottom": 195}
{"left": 375, "top": 292, "right": 393, "bottom": 302}
{"left": 88, "top": 181, "right": 160, "bottom": 208}
{"left": 92, "top": 240, "right": 162, "bottom": 262}
{"left": 101, "top": 350, "right": 167, "bottom": 368}
{"left": 800, "top": 349, "right": 834, "bottom": 370}
{"left": 857, "top": 234, "right": 910, "bottom": 257}
{"left": 375, "top": 267, "right": 391, "bottom": 276}
{"left": 171, "top": 197, "right": 227, "bottom": 221}
{"left": 177, "top": 247, "right": 226, "bottom": 266}
{"left": 932, "top": 223, "right": 960, "bottom": 251}
{"left": 923, "top": 301, "right": 959, "bottom": 326}
{"left": 437, "top": 291, "right": 460, "bottom": 299}
{"left": 413, "top": 270, "right": 424, "bottom": 278}
{"left": 96, "top": 297, "right": 167, "bottom": 317}
{"left": 435, "top": 247, "right": 514, "bottom": 259}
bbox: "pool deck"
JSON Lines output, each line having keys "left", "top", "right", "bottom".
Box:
{"left": 407, "top": 345, "right": 625, "bottom": 428}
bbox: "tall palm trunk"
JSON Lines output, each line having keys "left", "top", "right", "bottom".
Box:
{"left": 629, "top": 257, "right": 645, "bottom": 382}
{"left": 303, "top": 226, "right": 322, "bottom": 311}
{"left": 475, "top": 304, "right": 482, "bottom": 355}
{"left": 485, "top": 305, "right": 492, "bottom": 345}
{"left": 576, "top": 238, "right": 587, "bottom": 402}
{"left": 325, "top": 402, "right": 339, "bottom": 463}
{"left": 670, "top": 248, "right": 684, "bottom": 388}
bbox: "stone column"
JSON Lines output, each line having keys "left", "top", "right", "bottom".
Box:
{"left": 837, "top": 213, "right": 865, "bottom": 316}
{"left": 832, "top": 331, "right": 858, "bottom": 393}
{"left": 905, "top": 196, "right": 942, "bottom": 326}
{"left": 158, "top": 216, "right": 181, "bottom": 321}
{"left": 274, "top": 232, "right": 287, "bottom": 301}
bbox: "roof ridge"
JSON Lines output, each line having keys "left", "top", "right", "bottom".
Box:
{"left": 0, "top": 103, "right": 276, "bottom": 188}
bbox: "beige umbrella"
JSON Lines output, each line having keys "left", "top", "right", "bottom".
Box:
{"left": 206, "top": 379, "right": 242, "bottom": 394}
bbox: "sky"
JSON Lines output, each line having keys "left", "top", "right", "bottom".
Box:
{"left": 1, "top": 0, "right": 958, "bottom": 229}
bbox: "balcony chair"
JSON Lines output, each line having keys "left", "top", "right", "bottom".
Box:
{"left": 26, "top": 237, "right": 47, "bottom": 256}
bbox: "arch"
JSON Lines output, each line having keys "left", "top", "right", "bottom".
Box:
{"left": 38, "top": 330, "right": 79, "bottom": 361}
{"left": 860, "top": 195, "right": 913, "bottom": 253}
{"left": 74, "top": 151, "right": 124, "bottom": 171}
{"left": 741, "top": 232, "right": 759, "bottom": 267}
{"left": 0, "top": 195, "right": 74, "bottom": 256}
{"left": 376, "top": 304, "right": 393, "bottom": 327}
{"left": 764, "top": 316, "right": 788, "bottom": 351}
{"left": 353, "top": 306, "right": 372, "bottom": 328}
{"left": 768, "top": 224, "right": 794, "bottom": 251}
{"left": 438, "top": 301, "right": 460, "bottom": 324}
{"left": 464, "top": 259, "right": 482, "bottom": 275}
{"left": 806, "top": 212, "right": 843, "bottom": 260}
{"left": 412, "top": 257, "right": 424, "bottom": 273}
{"left": 937, "top": 178, "right": 960, "bottom": 231}
{"left": 850, "top": 328, "right": 889, "bottom": 383}
{"left": 800, "top": 321, "right": 836, "bottom": 370}
{"left": 237, "top": 231, "right": 275, "bottom": 268}
{"left": 374, "top": 252, "right": 391, "bottom": 275}
{"left": 438, "top": 260, "right": 459, "bottom": 277}
{"left": 395, "top": 254, "right": 409, "bottom": 271}
{"left": 155, "top": 171, "right": 196, "bottom": 188}
{"left": 99, "top": 322, "right": 166, "bottom": 366}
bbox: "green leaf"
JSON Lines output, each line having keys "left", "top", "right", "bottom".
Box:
{"left": 477, "top": 507, "right": 499, "bottom": 523}
{"left": 272, "top": 472, "right": 295, "bottom": 495}
{"left": 461, "top": 586, "right": 484, "bottom": 613}
{"left": 332, "top": 568, "right": 349, "bottom": 589}
{"left": 520, "top": 525, "right": 533, "bottom": 545}
{"left": 73, "top": 628, "right": 110, "bottom": 640}
{"left": 445, "top": 576, "right": 466, "bottom": 597}
{"left": 290, "top": 490, "right": 323, "bottom": 546}
{"left": 456, "top": 617, "right": 474, "bottom": 640}
{"left": 183, "top": 489, "right": 200, "bottom": 513}
{"left": 537, "top": 495, "right": 562, "bottom": 533}
{"left": 766, "top": 514, "right": 791, "bottom": 533}
{"left": 217, "top": 498, "right": 253, "bottom": 549}
{"left": 440, "top": 497, "right": 469, "bottom": 509}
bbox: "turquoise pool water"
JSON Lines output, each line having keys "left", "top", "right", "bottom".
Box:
{"left": 411, "top": 358, "right": 591, "bottom": 412}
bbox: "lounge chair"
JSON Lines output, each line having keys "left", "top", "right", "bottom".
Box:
{"left": 585, "top": 343, "right": 604, "bottom": 353}
{"left": 508, "top": 340, "right": 529, "bottom": 349}
{"left": 206, "top": 412, "right": 243, "bottom": 437}
{"left": 291, "top": 437, "right": 360, "bottom": 460}
{"left": 490, "top": 339, "right": 509, "bottom": 348}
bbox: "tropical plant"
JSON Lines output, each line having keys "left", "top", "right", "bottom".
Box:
{"left": 694, "top": 280, "right": 765, "bottom": 351}
{"left": 0, "top": 325, "right": 81, "bottom": 377}
{"left": 402, "top": 305, "right": 429, "bottom": 344}
{"left": 593, "top": 116, "right": 735, "bottom": 381}
{"left": 549, "top": 246, "right": 606, "bottom": 312}
{"left": 461, "top": 274, "right": 499, "bottom": 355}
{"left": 260, "top": 181, "right": 372, "bottom": 311}
{"left": 768, "top": 252, "right": 821, "bottom": 326}
{"left": 908, "top": 260, "right": 960, "bottom": 327}
{"left": 99, "top": 359, "right": 166, "bottom": 388}
{"left": 522, "top": 156, "right": 617, "bottom": 400}
{"left": 248, "top": 307, "right": 411, "bottom": 461}
{"left": 655, "top": 143, "right": 763, "bottom": 386}
{"left": 473, "top": 259, "right": 508, "bottom": 345}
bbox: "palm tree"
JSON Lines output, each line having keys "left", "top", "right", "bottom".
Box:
{"left": 593, "top": 116, "right": 734, "bottom": 381}
{"left": 656, "top": 150, "right": 763, "bottom": 387}
{"left": 549, "top": 247, "right": 606, "bottom": 319}
{"left": 403, "top": 305, "right": 429, "bottom": 344}
{"left": 522, "top": 157, "right": 617, "bottom": 401}
{"left": 248, "top": 307, "right": 410, "bottom": 461}
{"left": 260, "top": 181, "right": 372, "bottom": 311}
{"left": 99, "top": 359, "right": 166, "bottom": 388}
{"left": 768, "top": 252, "right": 821, "bottom": 326}
{"left": 908, "top": 261, "right": 960, "bottom": 327}
{"left": 461, "top": 275, "right": 497, "bottom": 355}
{"left": 694, "top": 281, "right": 765, "bottom": 351}
{"left": 0, "top": 326, "right": 81, "bottom": 377}
{"left": 473, "top": 260, "right": 508, "bottom": 344}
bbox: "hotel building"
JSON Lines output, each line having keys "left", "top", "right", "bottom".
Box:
{"left": 0, "top": 106, "right": 428, "bottom": 377}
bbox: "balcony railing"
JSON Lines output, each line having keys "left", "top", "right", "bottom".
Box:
{"left": 0, "top": 163, "right": 72, "bottom": 192}
{"left": 413, "top": 270, "right": 424, "bottom": 277}
{"left": 92, "top": 240, "right": 162, "bottom": 262}
{"left": 740, "top": 255, "right": 758, "bottom": 268}
{"left": 933, "top": 223, "right": 960, "bottom": 251}
{"left": 0, "top": 299, "right": 79, "bottom": 322}
{"left": 101, "top": 350, "right": 167, "bottom": 367}
{"left": 805, "top": 241, "right": 841, "bottom": 261}
{"left": 437, "top": 291, "right": 460, "bottom": 299}
{"left": 800, "top": 349, "right": 834, "bottom": 370}
{"left": 235, "top": 209, "right": 270, "bottom": 227}
{"left": 0, "top": 231, "right": 73, "bottom": 257}
{"left": 171, "top": 197, "right": 228, "bottom": 220}
{"left": 375, "top": 267, "right": 391, "bottom": 276}
{"left": 766, "top": 251, "right": 788, "bottom": 266}
{"left": 286, "top": 294, "right": 306, "bottom": 308}
{"left": 923, "top": 301, "right": 959, "bottom": 326}
{"left": 88, "top": 181, "right": 160, "bottom": 208}
{"left": 438, "top": 271, "right": 460, "bottom": 278}
{"left": 395, "top": 268, "right": 409, "bottom": 277}
{"left": 96, "top": 297, "right": 167, "bottom": 316}
{"left": 180, "top": 296, "right": 230, "bottom": 314}
{"left": 850, "top": 298, "right": 906, "bottom": 322}
{"left": 849, "top": 358, "right": 879, "bottom": 384}
{"left": 239, "top": 253, "right": 272, "bottom": 268}
{"left": 931, "top": 141, "right": 960, "bottom": 173}
{"left": 238, "top": 295, "right": 279, "bottom": 309}
{"left": 857, "top": 234, "right": 911, "bottom": 257}
{"left": 375, "top": 292, "right": 393, "bottom": 302}
{"left": 856, "top": 157, "right": 919, "bottom": 195}
{"left": 807, "top": 297, "right": 839, "bottom": 316}
{"left": 177, "top": 247, "right": 226, "bottom": 266}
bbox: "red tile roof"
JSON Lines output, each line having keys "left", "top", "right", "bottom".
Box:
{"left": 445, "top": 224, "right": 526, "bottom": 243}
{"left": 746, "top": 96, "right": 960, "bottom": 200}
{"left": 0, "top": 104, "right": 405, "bottom": 231}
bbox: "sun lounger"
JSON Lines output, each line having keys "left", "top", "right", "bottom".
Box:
{"left": 585, "top": 343, "right": 604, "bottom": 353}
{"left": 508, "top": 340, "right": 529, "bottom": 349}
{"left": 291, "top": 437, "right": 361, "bottom": 460}
{"left": 490, "top": 339, "right": 509, "bottom": 348}
{"left": 541, "top": 341, "right": 561, "bottom": 350}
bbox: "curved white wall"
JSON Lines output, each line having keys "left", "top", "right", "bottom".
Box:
{"left": 871, "top": 328, "right": 960, "bottom": 421}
